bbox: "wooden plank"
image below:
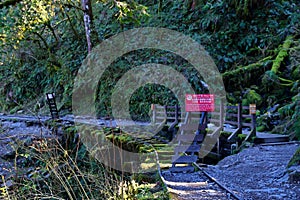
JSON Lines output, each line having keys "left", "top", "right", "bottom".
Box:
{"left": 172, "top": 155, "right": 198, "bottom": 164}
{"left": 209, "top": 118, "right": 220, "bottom": 123}
{"left": 226, "top": 113, "right": 238, "bottom": 117}
{"left": 189, "top": 111, "right": 203, "bottom": 115}
{"left": 165, "top": 117, "right": 177, "bottom": 120}
{"left": 227, "top": 128, "right": 242, "bottom": 142}
{"left": 156, "top": 111, "right": 167, "bottom": 114}
{"left": 156, "top": 117, "right": 177, "bottom": 120}
{"left": 210, "top": 112, "right": 221, "bottom": 116}
{"left": 169, "top": 166, "right": 195, "bottom": 173}
{"left": 224, "top": 120, "right": 239, "bottom": 125}
{"left": 154, "top": 105, "right": 164, "bottom": 109}
{"left": 174, "top": 145, "right": 200, "bottom": 153}
{"left": 242, "top": 122, "right": 252, "bottom": 127}
{"left": 226, "top": 105, "right": 238, "bottom": 109}
{"left": 180, "top": 124, "right": 206, "bottom": 131}
{"left": 155, "top": 116, "right": 167, "bottom": 119}
{"left": 254, "top": 136, "right": 289, "bottom": 144}
{"left": 167, "top": 111, "right": 182, "bottom": 114}
{"left": 242, "top": 114, "right": 251, "bottom": 118}
{"left": 176, "top": 134, "right": 204, "bottom": 143}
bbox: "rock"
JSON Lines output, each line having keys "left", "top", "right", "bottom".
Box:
{"left": 269, "top": 194, "right": 287, "bottom": 199}
{"left": 288, "top": 166, "right": 300, "bottom": 183}
{"left": 0, "top": 180, "right": 14, "bottom": 188}
{"left": 25, "top": 121, "right": 34, "bottom": 127}
{"left": 24, "top": 137, "right": 33, "bottom": 146}
{"left": 9, "top": 122, "right": 26, "bottom": 129}
{"left": 0, "top": 145, "right": 15, "bottom": 160}
{"left": 17, "top": 110, "right": 24, "bottom": 114}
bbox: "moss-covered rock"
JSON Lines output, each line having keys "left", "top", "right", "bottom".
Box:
{"left": 271, "top": 36, "right": 293, "bottom": 74}
{"left": 242, "top": 89, "right": 262, "bottom": 106}
{"left": 220, "top": 131, "right": 232, "bottom": 138}
{"left": 288, "top": 147, "right": 300, "bottom": 168}
{"left": 287, "top": 147, "right": 300, "bottom": 183}
{"left": 256, "top": 125, "right": 266, "bottom": 132}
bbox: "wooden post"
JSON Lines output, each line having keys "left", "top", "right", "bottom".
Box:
{"left": 152, "top": 104, "right": 156, "bottom": 124}
{"left": 237, "top": 103, "right": 242, "bottom": 134}
{"left": 175, "top": 104, "right": 179, "bottom": 122}
{"left": 251, "top": 113, "right": 257, "bottom": 137}
{"left": 217, "top": 98, "right": 224, "bottom": 156}
{"left": 219, "top": 98, "right": 224, "bottom": 128}
{"left": 164, "top": 105, "right": 168, "bottom": 122}
{"left": 249, "top": 104, "right": 257, "bottom": 137}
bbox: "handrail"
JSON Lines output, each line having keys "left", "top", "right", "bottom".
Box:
{"left": 151, "top": 103, "right": 257, "bottom": 143}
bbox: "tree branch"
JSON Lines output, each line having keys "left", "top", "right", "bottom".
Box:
{"left": 0, "top": 0, "right": 22, "bottom": 9}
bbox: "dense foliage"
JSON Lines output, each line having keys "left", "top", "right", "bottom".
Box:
{"left": 1, "top": 0, "right": 300, "bottom": 199}
{"left": 0, "top": 0, "right": 299, "bottom": 131}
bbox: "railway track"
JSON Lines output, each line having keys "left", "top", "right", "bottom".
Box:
{"left": 152, "top": 147, "right": 243, "bottom": 200}
{"left": 161, "top": 170, "right": 241, "bottom": 200}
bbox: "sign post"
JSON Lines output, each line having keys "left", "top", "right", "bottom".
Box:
{"left": 249, "top": 104, "right": 257, "bottom": 137}
{"left": 185, "top": 94, "right": 215, "bottom": 112}
{"left": 185, "top": 94, "right": 215, "bottom": 135}
{"left": 249, "top": 104, "right": 256, "bottom": 115}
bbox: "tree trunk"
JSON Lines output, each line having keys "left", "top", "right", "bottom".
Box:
{"left": 82, "top": 0, "right": 93, "bottom": 53}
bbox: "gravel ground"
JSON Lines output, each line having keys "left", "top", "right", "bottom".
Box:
{"left": 1, "top": 117, "right": 300, "bottom": 200}
{"left": 162, "top": 171, "right": 233, "bottom": 200}
{"left": 204, "top": 143, "right": 300, "bottom": 200}
{"left": 0, "top": 121, "right": 52, "bottom": 181}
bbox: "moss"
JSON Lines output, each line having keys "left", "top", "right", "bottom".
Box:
{"left": 278, "top": 103, "right": 295, "bottom": 117}
{"left": 220, "top": 131, "right": 232, "bottom": 137}
{"left": 292, "top": 66, "right": 300, "bottom": 80}
{"left": 271, "top": 36, "right": 293, "bottom": 74}
{"left": 242, "top": 89, "right": 262, "bottom": 106}
{"left": 242, "top": 98, "right": 248, "bottom": 106}
{"left": 227, "top": 93, "right": 239, "bottom": 104}
{"left": 237, "top": 134, "right": 247, "bottom": 140}
{"left": 288, "top": 147, "right": 300, "bottom": 168}
{"left": 206, "top": 129, "right": 214, "bottom": 134}
{"left": 256, "top": 125, "right": 266, "bottom": 132}
{"left": 222, "top": 56, "right": 273, "bottom": 79}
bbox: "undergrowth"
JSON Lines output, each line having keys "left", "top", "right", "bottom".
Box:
{"left": 0, "top": 125, "right": 169, "bottom": 200}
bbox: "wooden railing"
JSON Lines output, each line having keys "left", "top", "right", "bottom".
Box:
{"left": 225, "top": 103, "right": 256, "bottom": 142}
{"left": 151, "top": 103, "right": 257, "bottom": 140}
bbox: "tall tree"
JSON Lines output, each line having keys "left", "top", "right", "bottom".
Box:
{"left": 82, "top": 0, "right": 93, "bottom": 53}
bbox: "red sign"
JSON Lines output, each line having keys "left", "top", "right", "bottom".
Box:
{"left": 185, "top": 94, "right": 215, "bottom": 112}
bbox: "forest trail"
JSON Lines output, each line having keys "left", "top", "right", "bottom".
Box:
{"left": 1, "top": 115, "right": 299, "bottom": 200}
